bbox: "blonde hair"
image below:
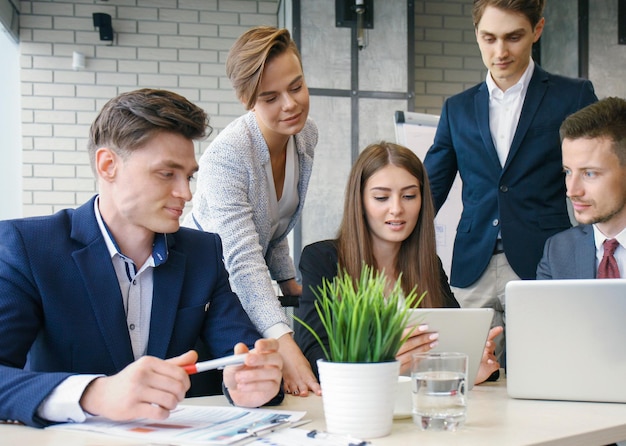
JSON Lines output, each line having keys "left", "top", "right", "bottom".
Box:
{"left": 336, "top": 141, "right": 445, "bottom": 308}
{"left": 226, "top": 26, "right": 302, "bottom": 110}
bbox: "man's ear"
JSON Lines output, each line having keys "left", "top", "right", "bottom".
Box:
{"left": 95, "top": 147, "right": 118, "bottom": 182}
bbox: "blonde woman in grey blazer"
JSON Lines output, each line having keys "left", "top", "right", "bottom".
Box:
{"left": 183, "top": 26, "right": 321, "bottom": 397}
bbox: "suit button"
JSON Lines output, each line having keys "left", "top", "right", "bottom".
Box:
{"left": 492, "top": 219, "right": 499, "bottom": 226}
{"left": 500, "top": 185, "right": 508, "bottom": 192}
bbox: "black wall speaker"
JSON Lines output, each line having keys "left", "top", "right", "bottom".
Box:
{"left": 335, "top": 0, "right": 374, "bottom": 29}
{"left": 93, "top": 13, "right": 113, "bottom": 41}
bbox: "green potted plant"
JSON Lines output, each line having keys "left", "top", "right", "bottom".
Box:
{"left": 294, "top": 264, "right": 423, "bottom": 439}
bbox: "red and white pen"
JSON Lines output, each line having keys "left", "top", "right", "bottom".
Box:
{"left": 182, "top": 353, "right": 248, "bottom": 375}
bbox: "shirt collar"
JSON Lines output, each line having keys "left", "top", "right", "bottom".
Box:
{"left": 486, "top": 58, "right": 535, "bottom": 99}
{"left": 592, "top": 224, "right": 626, "bottom": 250}
{"left": 93, "top": 196, "right": 169, "bottom": 267}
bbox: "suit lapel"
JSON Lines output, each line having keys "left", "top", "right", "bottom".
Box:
{"left": 474, "top": 84, "right": 502, "bottom": 171}
{"left": 576, "top": 225, "right": 597, "bottom": 278}
{"left": 70, "top": 200, "right": 134, "bottom": 370}
{"left": 147, "top": 233, "right": 185, "bottom": 359}
{"left": 503, "top": 66, "right": 549, "bottom": 172}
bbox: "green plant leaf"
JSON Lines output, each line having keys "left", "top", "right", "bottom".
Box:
{"left": 294, "top": 263, "right": 425, "bottom": 363}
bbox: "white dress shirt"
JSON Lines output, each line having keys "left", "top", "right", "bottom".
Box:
{"left": 486, "top": 58, "right": 534, "bottom": 167}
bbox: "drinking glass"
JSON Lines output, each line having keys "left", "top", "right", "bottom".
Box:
{"left": 411, "top": 352, "right": 468, "bottom": 431}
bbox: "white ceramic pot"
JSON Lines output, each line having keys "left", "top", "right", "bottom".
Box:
{"left": 317, "top": 359, "right": 400, "bottom": 439}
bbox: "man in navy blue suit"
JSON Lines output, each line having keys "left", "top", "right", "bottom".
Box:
{"left": 423, "top": 0, "right": 597, "bottom": 366}
{"left": 0, "top": 89, "right": 283, "bottom": 427}
{"left": 537, "top": 97, "right": 626, "bottom": 280}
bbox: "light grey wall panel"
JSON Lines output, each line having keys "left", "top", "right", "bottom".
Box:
{"left": 542, "top": 0, "right": 578, "bottom": 78}
{"left": 589, "top": 0, "right": 625, "bottom": 98}
{"left": 301, "top": 96, "right": 352, "bottom": 247}
{"left": 358, "top": 98, "right": 407, "bottom": 148}
{"left": 359, "top": 0, "right": 407, "bottom": 92}
{"left": 300, "top": 0, "right": 351, "bottom": 90}
{"left": 298, "top": 0, "right": 410, "bottom": 252}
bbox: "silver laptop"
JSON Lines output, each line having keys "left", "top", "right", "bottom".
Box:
{"left": 506, "top": 279, "right": 626, "bottom": 403}
{"left": 407, "top": 308, "right": 494, "bottom": 390}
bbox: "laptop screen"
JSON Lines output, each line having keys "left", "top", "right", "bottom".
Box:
{"left": 505, "top": 279, "right": 626, "bottom": 403}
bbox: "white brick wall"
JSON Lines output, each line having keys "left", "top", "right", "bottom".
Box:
{"left": 19, "top": 0, "right": 279, "bottom": 216}
{"left": 19, "top": 0, "right": 494, "bottom": 217}
{"left": 413, "top": 0, "right": 484, "bottom": 114}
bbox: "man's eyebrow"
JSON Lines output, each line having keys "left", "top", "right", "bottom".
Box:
{"left": 159, "top": 160, "right": 185, "bottom": 168}
{"left": 478, "top": 28, "right": 526, "bottom": 37}
{"left": 563, "top": 164, "right": 605, "bottom": 172}
{"left": 158, "top": 160, "right": 198, "bottom": 173}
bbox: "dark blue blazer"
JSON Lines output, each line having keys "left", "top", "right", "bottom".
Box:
{"left": 424, "top": 65, "right": 597, "bottom": 288}
{"left": 0, "top": 196, "right": 260, "bottom": 427}
{"left": 536, "top": 224, "right": 596, "bottom": 279}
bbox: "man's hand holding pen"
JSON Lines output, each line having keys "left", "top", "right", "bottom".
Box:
{"left": 79, "top": 339, "right": 282, "bottom": 422}
{"left": 221, "top": 338, "right": 283, "bottom": 408}
{"left": 79, "top": 350, "right": 197, "bottom": 422}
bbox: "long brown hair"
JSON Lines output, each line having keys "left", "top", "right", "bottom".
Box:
{"left": 336, "top": 141, "right": 444, "bottom": 308}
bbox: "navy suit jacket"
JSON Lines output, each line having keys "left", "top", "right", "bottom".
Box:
{"left": 424, "top": 64, "right": 597, "bottom": 288}
{"left": 0, "top": 196, "right": 260, "bottom": 427}
{"left": 536, "top": 224, "right": 596, "bottom": 279}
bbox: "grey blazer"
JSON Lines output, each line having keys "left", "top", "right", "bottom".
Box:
{"left": 183, "top": 111, "right": 318, "bottom": 334}
{"left": 536, "top": 224, "right": 596, "bottom": 279}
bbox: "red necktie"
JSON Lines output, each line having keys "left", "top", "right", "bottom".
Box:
{"left": 597, "top": 239, "right": 621, "bottom": 279}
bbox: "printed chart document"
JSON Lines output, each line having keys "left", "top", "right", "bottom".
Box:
{"left": 46, "top": 404, "right": 305, "bottom": 445}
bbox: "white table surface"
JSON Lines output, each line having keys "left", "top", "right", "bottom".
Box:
{"left": 3, "top": 376, "right": 626, "bottom": 445}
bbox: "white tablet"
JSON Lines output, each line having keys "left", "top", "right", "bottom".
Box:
{"left": 407, "top": 308, "right": 494, "bottom": 389}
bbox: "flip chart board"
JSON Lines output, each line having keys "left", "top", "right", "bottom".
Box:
{"left": 394, "top": 111, "right": 462, "bottom": 278}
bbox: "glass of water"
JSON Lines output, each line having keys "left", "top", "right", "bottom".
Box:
{"left": 411, "top": 352, "right": 468, "bottom": 431}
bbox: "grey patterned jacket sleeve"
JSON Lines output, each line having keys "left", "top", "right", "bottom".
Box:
{"left": 182, "top": 111, "right": 318, "bottom": 334}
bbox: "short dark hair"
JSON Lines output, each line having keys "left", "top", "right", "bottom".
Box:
{"left": 87, "top": 88, "right": 210, "bottom": 171}
{"left": 560, "top": 97, "right": 626, "bottom": 165}
{"left": 472, "top": 0, "right": 545, "bottom": 28}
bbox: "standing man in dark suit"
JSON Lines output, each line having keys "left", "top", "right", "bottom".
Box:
{"left": 423, "top": 0, "right": 597, "bottom": 365}
{"left": 0, "top": 89, "right": 283, "bottom": 428}
{"left": 537, "top": 97, "right": 626, "bottom": 280}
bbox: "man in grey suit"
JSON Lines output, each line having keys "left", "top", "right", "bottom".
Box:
{"left": 537, "top": 97, "right": 626, "bottom": 280}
